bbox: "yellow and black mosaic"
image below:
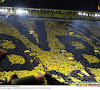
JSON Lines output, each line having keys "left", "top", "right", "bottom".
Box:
{"left": 0, "top": 15, "right": 100, "bottom": 85}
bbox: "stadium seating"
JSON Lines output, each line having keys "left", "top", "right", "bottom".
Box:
{"left": 0, "top": 14, "right": 100, "bottom": 85}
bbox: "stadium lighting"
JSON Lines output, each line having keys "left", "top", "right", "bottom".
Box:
{"left": 78, "top": 12, "right": 82, "bottom": 15}
{"left": 16, "top": 9, "right": 28, "bottom": 15}
{"left": 16, "top": 9, "right": 23, "bottom": 14}
{"left": 89, "top": 14, "right": 92, "bottom": 16}
{"left": 94, "top": 14, "right": 100, "bottom": 17}
{"left": 86, "top": 14, "right": 88, "bottom": 16}
{"left": 78, "top": 12, "right": 88, "bottom": 16}
{"left": 0, "top": 9, "right": 4, "bottom": 12}
{"left": 0, "top": 9, "right": 8, "bottom": 13}
{"left": 4, "top": 9, "right": 8, "bottom": 12}
{"left": 25, "top": 10, "right": 28, "bottom": 13}
{"left": 83, "top": 13, "right": 88, "bottom": 16}
{"left": 98, "top": 14, "right": 100, "bottom": 17}
{"left": 95, "top": 14, "right": 98, "bottom": 17}
{"left": 83, "top": 13, "right": 85, "bottom": 15}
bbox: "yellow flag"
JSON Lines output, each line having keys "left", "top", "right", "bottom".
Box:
{"left": 98, "top": 4, "right": 100, "bottom": 10}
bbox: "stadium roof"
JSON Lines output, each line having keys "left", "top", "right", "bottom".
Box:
{"left": 0, "top": 0, "right": 99, "bottom": 12}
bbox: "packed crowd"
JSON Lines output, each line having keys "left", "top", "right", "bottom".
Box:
{"left": 0, "top": 17, "right": 100, "bottom": 85}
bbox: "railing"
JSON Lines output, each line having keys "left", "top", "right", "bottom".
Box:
{"left": 0, "top": 6, "right": 100, "bottom": 20}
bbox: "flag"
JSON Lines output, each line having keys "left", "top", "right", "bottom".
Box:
{"left": 98, "top": 4, "right": 100, "bottom": 10}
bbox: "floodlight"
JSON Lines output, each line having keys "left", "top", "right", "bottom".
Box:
{"left": 16, "top": 9, "right": 23, "bottom": 14}
{"left": 25, "top": 10, "right": 28, "bottom": 13}
{"left": 0, "top": 9, "right": 5, "bottom": 12}
{"left": 95, "top": 14, "right": 98, "bottom": 17}
{"left": 83, "top": 13, "right": 88, "bottom": 16}
{"left": 98, "top": 14, "right": 100, "bottom": 17}
{"left": 83, "top": 13, "right": 86, "bottom": 16}
{"left": 16, "top": 9, "right": 28, "bottom": 15}
{"left": 0, "top": 9, "right": 8, "bottom": 13}
{"left": 89, "top": 14, "right": 92, "bottom": 16}
{"left": 4, "top": 9, "right": 8, "bottom": 12}
{"left": 94, "top": 14, "right": 100, "bottom": 17}
{"left": 78, "top": 12, "right": 82, "bottom": 15}
{"left": 86, "top": 14, "right": 88, "bottom": 16}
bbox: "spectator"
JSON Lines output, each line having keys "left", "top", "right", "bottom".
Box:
{"left": 11, "top": 74, "right": 45, "bottom": 85}
{"left": 1, "top": 74, "right": 18, "bottom": 85}
{"left": 0, "top": 49, "right": 7, "bottom": 59}
{"left": 11, "top": 73, "right": 68, "bottom": 85}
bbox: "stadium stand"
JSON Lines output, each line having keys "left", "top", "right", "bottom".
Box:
{"left": 0, "top": 7, "right": 100, "bottom": 85}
